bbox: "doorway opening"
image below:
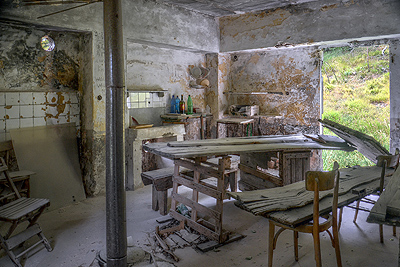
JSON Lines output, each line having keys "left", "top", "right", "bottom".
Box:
{"left": 321, "top": 45, "right": 390, "bottom": 169}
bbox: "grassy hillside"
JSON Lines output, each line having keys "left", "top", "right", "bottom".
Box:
{"left": 322, "top": 45, "right": 390, "bottom": 170}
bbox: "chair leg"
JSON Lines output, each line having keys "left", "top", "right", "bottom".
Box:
{"left": 380, "top": 224, "right": 384, "bottom": 243}
{"left": 338, "top": 208, "right": 343, "bottom": 230}
{"left": 332, "top": 221, "right": 342, "bottom": 267}
{"left": 353, "top": 200, "right": 361, "bottom": 223}
{"left": 312, "top": 231, "right": 322, "bottom": 267}
{"left": 268, "top": 221, "right": 275, "bottom": 267}
{"left": 393, "top": 226, "right": 397, "bottom": 237}
{"left": 294, "top": 231, "right": 299, "bottom": 261}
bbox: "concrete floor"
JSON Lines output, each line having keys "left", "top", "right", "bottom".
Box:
{"left": 0, "top": 185, "right": 399, "bottom": 267}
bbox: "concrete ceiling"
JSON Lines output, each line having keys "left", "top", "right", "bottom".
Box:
{"left": 159, "top": 0, "right": 321, "bottom": 17}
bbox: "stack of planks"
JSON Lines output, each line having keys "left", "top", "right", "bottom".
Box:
{"left": 368, "top": 166, "right": 400, "bottom": 224}
{"left": 229, "top": 165, "right": 391, "bottom": 216}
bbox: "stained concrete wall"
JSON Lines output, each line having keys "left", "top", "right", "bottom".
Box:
{"left": 0, "top": 0, "right": 219, "bottom": 195}
{"left": 215, "top": 46, "right": 321, "bottom": 136}
{"left": 219, "top": 0, "right": 400, "bottom": 52}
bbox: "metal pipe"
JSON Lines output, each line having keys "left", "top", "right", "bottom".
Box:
{"left": 103, "top": 0, "right": 127, "bottom": 266}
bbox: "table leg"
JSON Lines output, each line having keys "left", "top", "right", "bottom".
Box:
{"left": 191, "top": 157, "right": 201, "bottom": 221}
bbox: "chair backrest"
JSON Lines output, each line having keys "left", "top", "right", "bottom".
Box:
{"left": 376, "top": 149, "right": 400, "bottom": 193}
{"left": 0, "top": 157, "right": 21, "bottom": 203}
{"left": 305, "top": 162, "right": 340, "bottom": 226}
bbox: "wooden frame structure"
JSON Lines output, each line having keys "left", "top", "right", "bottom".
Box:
{"left": 169, "top": 156, "right": 237, "bottom": 243}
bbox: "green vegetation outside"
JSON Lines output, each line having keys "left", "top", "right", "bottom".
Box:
{"left": 322, "top": 45, "right": 390, "bottom": 170}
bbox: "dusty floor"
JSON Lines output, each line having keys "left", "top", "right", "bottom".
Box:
{"left": 0, "top": 185, "right": 398, "bottom": 267}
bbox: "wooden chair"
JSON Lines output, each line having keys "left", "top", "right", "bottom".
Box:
{"left": 268, "top": 162, "right": 341, "bottom": 267}
{"left": 0, "top": 158, "right": 52, "bottom": 267}
{"left": 341, "top": 151, "right": 400, "bottom": 243}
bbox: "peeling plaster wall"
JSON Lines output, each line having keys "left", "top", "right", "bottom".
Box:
{"left": 222, "top": 46, "right": 321, "bottom": 132}
{"left": 126, "top": 42, "right": 207, "bottom": 111}
{"left": 0, "top": 0, "right": 219, "bottom": 195}
{"left": 219, "top": 0, "right": 400, "bottom": 52}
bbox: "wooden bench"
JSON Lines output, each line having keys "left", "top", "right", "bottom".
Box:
{"left": 141, "top": 155, "right": 239, "bottom": 216}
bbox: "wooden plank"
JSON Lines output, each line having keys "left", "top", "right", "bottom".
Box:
{"left": 144, "top": 134, "right": 355, "bottom": 159}
{"left": 175, "top": 159, "right": 222, "bottom": 179}
{"left": 368, "top": 167, "right": 400, "bottom": 222}
{"left": 386, "top": 190, "right": 400, "bottom": 217}
{"left": 173, "top": 175, "right": 222, "bottom": 199}
{"left": 268, "top": 178, "right": 383, "bottom": 227}
{"left": 172, "top": 193, "right": 221, "bottom": 222}
{"left": 319, "top": 118, "right": 389, "bottom": 163}
{"left": 166, "top": 134, "right": 345, "bottom": 148}
{"left": 239, "top": 163, "right": 283, "bottom": 186}
{"left": 230, "top": 166, "right": 391, "bottom": 215}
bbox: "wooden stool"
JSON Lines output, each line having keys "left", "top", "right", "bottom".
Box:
{"left": 142, "top": 167, "right": 175, "bottom": 216}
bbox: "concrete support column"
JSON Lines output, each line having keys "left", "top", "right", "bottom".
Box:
{"left": 103, "top": 0, "right": 127, "bottom": 266}
{"left": 390, "top": 40, "right": 400, "bottom": 153}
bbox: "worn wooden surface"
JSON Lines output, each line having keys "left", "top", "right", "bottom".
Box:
{"left": 144, "top": 134, "right": 354, "bottom": 159}
{"left": 368, "top": 167, "right": 400, "bottom": 224}
{"left": 229, "top": 166, "right": 394, "bottom": 221}
{"left": 320, "top": 119, "right": 390, "bottom": 163}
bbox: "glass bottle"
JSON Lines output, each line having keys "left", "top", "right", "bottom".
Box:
{"left": 175, "top": 95, "right": 180, "bottom": 113}
{"left": 170, "top": 95, "right": 175, "bottom": 113}
{"left": 179, "top": 95, "right": 185, "bottom": 114}
{"left": 187, "top": 95, "right": 193, "bottom": 114}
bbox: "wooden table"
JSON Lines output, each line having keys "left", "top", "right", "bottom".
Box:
{"left": 216, "top": 118, "right": 254, "bottom": 138}
{"left": 161, "top": 113, "right": 211, "bottom": 139}
{"left": 143, "top": 134, "right": 355, "bottom": 243}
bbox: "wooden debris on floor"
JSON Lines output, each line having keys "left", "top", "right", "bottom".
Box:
{"left": 145, "top": 217, "right": 244, "bottom": 262}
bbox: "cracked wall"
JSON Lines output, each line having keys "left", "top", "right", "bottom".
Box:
{"left": 219, "top": 0, "right": 400, "bottom": 52}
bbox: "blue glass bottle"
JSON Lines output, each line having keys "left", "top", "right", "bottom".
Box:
{"left": 175, "top": 95, "right": 180, "bottom": 113}
{"left": 170, "top": 95, "right": 175, "bottom": 113}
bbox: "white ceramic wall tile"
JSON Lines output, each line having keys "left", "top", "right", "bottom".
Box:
{"left": 33, "top": 92, "right": 46, "bottom": 104}
{"left": 34, "top": 117, "right": 46, "bottom": 127}
{"left": 6, "top": 93, "right": 19, "bottom": 105}
{"left": 5, "top": 133, "right": 10, "bottom": 141}
{"left": 20, "top": 92, "right": 33, "bottom": 105}
{"left": 70, "top": 104, "right": 79, "bottom": 115}
{"left": 0, "top": 93, "right": 5, "bottom": 106}
{"left": 46, "top": 105, "right": 58, "bottom": 117}
{"left": 138, "top": 93, "right": 146, "bottom": 102}
{"left": 46, "top": 92, "right": 58, "bottom": 104}
{"left": 20, "top": 105, "right": 34, "bottom": 118}
{"left": 6, "top": 119, "right": 19, "bottom": 130}
{"left": 70, "top": 93, "right": 79, "bottom": 104}
{"left": 138, "top": 102, "right": 146, "bottom": 108}
{"left": 20, "top": 118, "right": 34, "bottom": 128}
{"left": 131, "top": 102, "right": 138, "bottom": 108}
{"left": 0, "top": 107, "right": 5, "bottom": 120}
{"left": 0, "top": 133, "right": 6, "bottom": 142}
{"left": 46, "top": 117, "right": 58, "bottom": 125}
{"left": 0, "top": 120, "right": 5, "bottom": 133}
{"left": 70, "top": 115, "right": 80, "bottom": 125}
{"left": 5, "top": 106, "right": 19, "bottom": 119}
{"left": 58, "top": 116, "right": 68, "bottom": 124}
{"left": 33, "top": 105, "right": 46, "bottom": 117}
{"left": 60, "top": 92, "right": 70, "bottom": 104}
{"left": 59, "top": 104, "right": 70, "bottom": 116}
{"left": 130, "top": 93, "right": 138, "bottom": 102}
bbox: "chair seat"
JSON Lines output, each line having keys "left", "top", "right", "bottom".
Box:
{"left": 0, "top": 197, "right": 49, "bottom": 221}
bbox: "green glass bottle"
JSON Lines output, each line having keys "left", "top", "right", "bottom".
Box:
{"left": 187, "top": 95, "right": 193, "bottom": 114}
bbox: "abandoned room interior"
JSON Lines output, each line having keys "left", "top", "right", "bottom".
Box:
{"left": 1, "top": 0, "right": 400, "bottom": 266}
